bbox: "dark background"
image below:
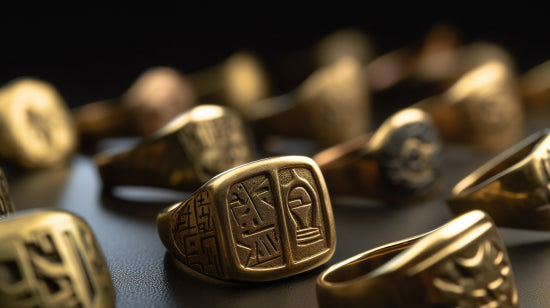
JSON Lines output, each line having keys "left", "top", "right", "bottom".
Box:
{"left": 2, "top": 9, "right": 549, "bottom": 109}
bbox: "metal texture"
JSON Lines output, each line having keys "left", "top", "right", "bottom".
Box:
{"left": 413, "top": 56, "right": 525, "bottom": 153}
{"left": 0, "top": 167, "right": 14, "bottom": 217}
{"left": 316, "top": 210, "right": 518, "bottom": 307}
{"left": 72, "top": 66, "right": 197, "bottom": 144}
{"left": 447, "top": 128, "right": 550, "bottom": 230}
{"left": 156, "top": 155, "right": 336, "bottom": 282}
{"left": 0, "top": 209, "right": 115, "bottom": 308}
{"left": 247, "top": 56, "right": 371, "bottom": 148}
{"left": 0, "top": 77, "right": 77, "bottom": 169}
{"left": 312, "top": 107, "right": 442, "bottom": 203}
{"left": 94, "top": 104, "right": 255, "bottom": 192}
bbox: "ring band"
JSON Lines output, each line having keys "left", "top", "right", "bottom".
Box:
{"left": 448, "top": 128, "right": 550, "bottom": 230}
{"left": 414, "top": 60, "right": 524, "bottom": 152}
{"left": 157, "top": 155, "right": 336, "bottom": 282}
{"left": 0, "top": 167, "right": 14, "bottom": 217}
{"left": 312, "top": 107, "right": 442, "bottom": 203}
{"left": 0, "top": 77, "right": 77, "bottom": 169}
{"left": 246, "top": 56, "right": 371, "bottom": 148}
{"left": 72, "top": 66, "right": 197, "bottom": 144}
{"left": 94, "top": 104, "right": 255, "bottom": 192}
{"left": 0, "top": 209, "right": 115, "bottom": 308}
{"left": 316, "top": 210, "right": 518, "bottom": 307}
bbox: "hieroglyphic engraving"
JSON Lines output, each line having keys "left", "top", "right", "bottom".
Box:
{"left": 432, "top": 238, "right": 518, "bottom": 307}
{"left": 172, "top": 190, "right": 222, "bottom": 277}
{"left": 178, "top": 109, "right": 253, "bottom": 182}
{"left": 228, "top": 174, "right": 283, "bottom": 268}
{"left": 0, "top": 169, "right": 14, "bottom": 216}
{"left": 279, "top": 167, "right": 327, "bottom": 262}
{"left": 0, "top": 223, "right": 114, "bottom": 308}
{"left": 380, "top": 120, "right": 442, "bottom": 196}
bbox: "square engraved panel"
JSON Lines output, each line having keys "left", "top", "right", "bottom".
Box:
{"left": 279, "top": 167, "right": 329, "bottom": 262}
{"left": 0, "top": 225, "right": 112, "bottom": 307}
{"left": 228, "top": 173, "right": 284, "bottom": 269}
{"left": 415, "top": 223, "right": 518, "bottom": 307}
{"left": 172, "top": 190, "right": 223, "bottom": 277}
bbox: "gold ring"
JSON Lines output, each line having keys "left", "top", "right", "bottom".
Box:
{"left": 316, "top": 210, "right": 518, "bottom": 307}
{"left": 312, "top": 107, "right": 442, "bottom": 203}
{"left": 94, "top": 104, "right": 255, "bottom": 192}
{"left": 414, "top": 58, "right": 524, "bottom": 152}
{"left": 72, "top": 66, "right": 197, "bottom": 145}
{"left": 156, "top": 155, "right": 336, "bottom": 282}
{"left": 0, "top": 167, "right": 14, "bottom": 217}
{"left": 0, "top": 209, "right": 115, "bottom": 308}
{"left": 0, "top": 77, "right": 77, "bottom": 169}
{"left": 245, "top": 55, "right": 371, "bottom": 148}
{"left": 447, "top": 128, "right": 550, "bottom": 230}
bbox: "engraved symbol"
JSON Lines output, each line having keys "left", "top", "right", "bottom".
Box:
{"left": 229, "top": 175, "right": 282, "bottom": 268}
{"left": 27, "top": 108, "right": 53, "bottom": 147}
{"left": 282, "top": 169, "right": 322, "bottom": 246}
{"left": 433, "top": 239, "right": 518, "bottom": 307}
{"left": 537, "top": 148, "right": 550, "bottom": 213}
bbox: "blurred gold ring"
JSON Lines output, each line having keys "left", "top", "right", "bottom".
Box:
{"left": 0, "top": 77, "right": 77, "bottom": 169}
{"left": 448, "top": 128, "right": 550, "bottom": 230}
{"left": 157, "top": 155, "right": 336, "bottom": 282}
{"left": 414, "top": 60, "right": 524, "bottom": 152}
{"left": 0, "top": 209, "right": 115, "bottom": 308}
{"left": 312, "top": 107, "right": 442, "bottom": 203}
{"left": 0, "top": 167, "right": 14, "bottom": 217}
{"left": 94, "top": 104, "right": 255, "bottom": 192}
{"left": 316, "top": 210, "right": 518, "bottom": 307}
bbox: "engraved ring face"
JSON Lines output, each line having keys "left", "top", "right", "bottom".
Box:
{"left": 0, "top": 210, "right": 115, "bottom": 308}
{"left": 316, "top": 210, "right": 518, "bottom": 307}
{"left": 157, "top": 155, "right": 336, "bottom": 282}
{"left": 379, "top": 118, "right": 442, "bottom": 196}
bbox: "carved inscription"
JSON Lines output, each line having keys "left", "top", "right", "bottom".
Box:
{"left": 228, "top": 174, "right": 283, "bottom": 268}
{"left": 432, "top": 238, "right": 518, "bottom": 307}
{"left": 380, "top": 120, "right": 442, "bottom": 196}
{"left": 178, "top": 111, "right": 253, "bottom": 182}
{"left": 228, "top": 167, "right": 329, "bottom": 269}
{"left": 173, "top": 190, "right": 222, "bottom": 277}
{"left": 0, "top": 224, "right": 113, "bottom": 308}
{"left": 0, "top": 169, "right": 14, "bottom": 216}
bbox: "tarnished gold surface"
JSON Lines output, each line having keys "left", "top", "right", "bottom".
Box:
{"left": 316, "top": 210, "right": 518, "bottom": 307}
{"left": 448, "top": 128, "right": 550, "bottom": 230}
{"left": 312, "top": 107, "right": 442, "bottom": 203}
{"left": 157, "top": 155, "right": 336, "bottom": 282}
{"left": 0, "top": 77, "right": 77, "bottom": 169}
{"left": 0, "top": 167, "right": 14, "bottom": 217}
{"left": 72, "top": 66, "right": 197, "bottom": 143}
{"left": 247, "top": 56, "right": 371, "bottom": 148}
{"left": 0, "top": 209, "right": 115, "bottom": 308}
{"left": 520, "top": 59, "right": 550, "bottom": 109}
{"left": 94, "top": 104, "right": 254, "bottom": 192}
{"left": 414, "top": 59, "right": 525, "bottom": 152}
{"left": 188, "top": 50, "right": 271, "bottom": 113}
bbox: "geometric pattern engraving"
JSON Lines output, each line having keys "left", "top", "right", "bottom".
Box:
{"left": 432, "top": 238, "right": 518, "bottom": 307}
{"left": 173, "top": 190, "right": 222, "bottom": 277}
{"left": 0, "top": 224, "right": 113, "bottom": 308}
{"left": 228, "top": 174, "right": 283, "bottom": 269}
{"left": 0, "top": 168, "right": 14, "bottom": 216}
{"left": 279, "top": 167, "right": 327, "bottom": 262}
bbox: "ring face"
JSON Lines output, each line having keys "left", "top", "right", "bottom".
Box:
{"left": 316, "top": 210, "right": 518, "bottom": 307}
{"left": 0, "top": 168, "right": 14, "bottom": 216}
{"left": 0, "top": 210, "right": 115, "bottom": 308}
{"left": 176, "top": 106, "right": 254, "bottom": 183}
{"left": 158, "top": 156, "right": 336, "bottom": 281}
{"left": 379, "top": 117, "right": 442, "bottom": 196}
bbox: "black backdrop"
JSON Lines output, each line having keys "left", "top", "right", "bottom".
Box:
{"left": 2, "top": 9, "right": 549, "bottom": 109}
